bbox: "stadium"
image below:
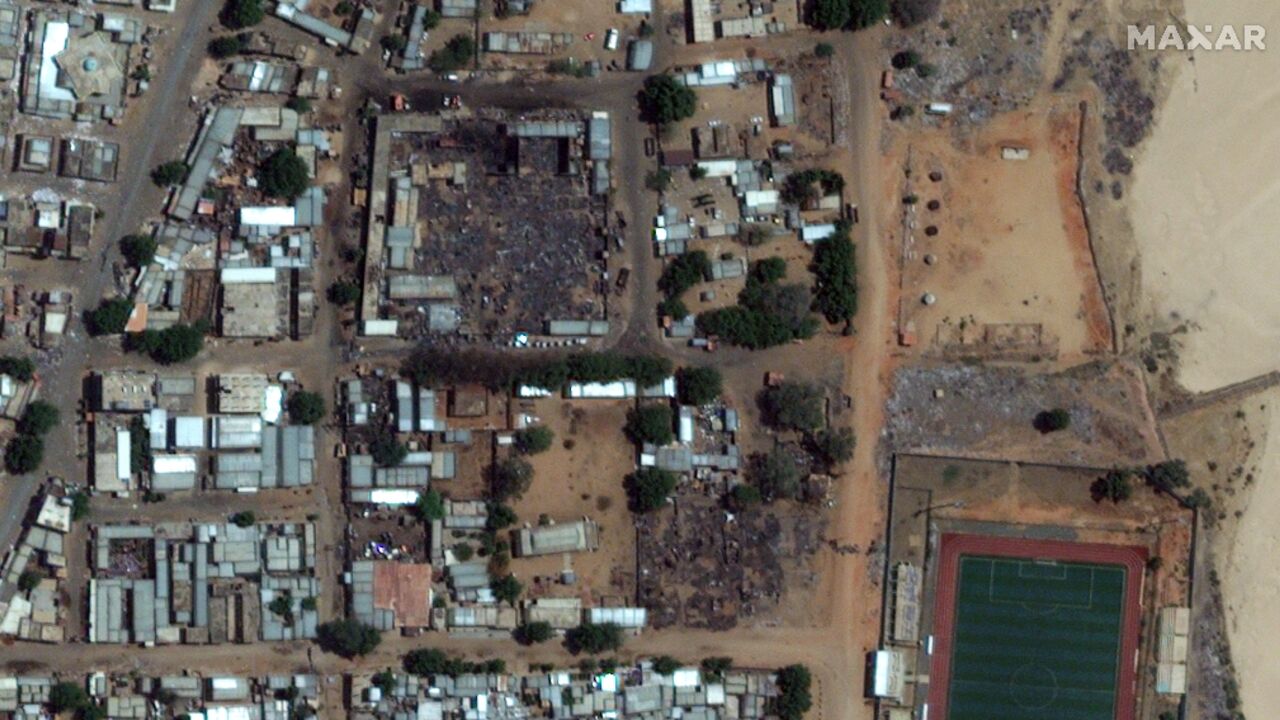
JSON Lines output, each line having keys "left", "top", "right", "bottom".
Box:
{"left": 870, "top": 455, "right": 1195, "bottom": 720}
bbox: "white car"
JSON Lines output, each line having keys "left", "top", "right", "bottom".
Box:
{"left": 604, "top": 28, "right": 619, "bottom": 51}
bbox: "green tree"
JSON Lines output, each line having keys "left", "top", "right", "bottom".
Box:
{"left": 815, "top": 42, "right": 835, "bottom": 58}
{"left": 85, "top": 297, "right": 133, "bottom": 336}
{"left": 48, "top": 682, "right": 89, "bottom": 713}
{"left": 760, "top": 382, "right": 825, "bottom": 432}
{"left": 490, "top": 573, "right": 523, "bottom": 605}
{"left": 404, "top": 648, "right": 465, "bottom": 676}
{"left": 1034, "top": 408, "right": 1072, "bottom": 433}
{"left": 728, "top": 483, "right": 762, "bottom": 510}
{"left": 414, "top": 489, "right": 446, "bottom": 522}
{"left": 287, "top": 391, "right": 326, "bottom": 425}
{"left": 751, "top": 450, "right": 802, "bottom": 501}
{"left": 659, "top": 250, "right": 712, "bottom": 299}
{"left": 428, "top": 35, "right": 476, "bottom": 73}
{"left": 231, "top": 511, "right": 255, "bottom": 528}
{"left": 639, "top": 75, "right": 698, "bottom": 125}
{"left": 18, "top": 401, "right": 59, "bottom": 437}
{"left": 381, "top": 34, "right": 408, "bottom": 53}
{"left": 150, "top": 160, "right": 189, "bottom": 187}
{"left": 208, "top": 34, "right": 245, "bottom": 58}
{"left": 490, "top": 457, "right": 534, "bottom": 501}
{"left": 645, "top": 169, "right": 672, "bottom": 192}
{"left": 259, "top": 148, "right": 311, "bottom": 200}
{"left": 810, "top": 427, "right": 855, "bottom": 468}
{"left": 1091, "top": 469, "right": 1133, "bottom": 504}
{"left": 221, "top": 0, "right": 265, "bottom": 29}
{"left": 625, "top": 405, "right": 674, "bottom": 445}
{"left": 371, "top": 433, "right": 409, "bottom": 467}
{"left": 772, "top": 665, "right": 813, "bottom": 720}
{"left": 120, "top": 234, "right": 158, "bottom": 268}
{"left": 658, "top": 297, "right": 689, "bottom": 321}
{"left": 677, "top": 366, "right": 722, "bottom": 405}
{"left": 891, "top": 0, "right": 940, "bottom": 26}
{"left": 566, "top": 622, "right": 625, "bottom": 655}
{"left": 811, "top": 226, "right": 857, "bottom": 325}
{"left": 0, "top": 356, "right": 35, "bottom": 382}
{"left": 17, "top": 569, "right": 41, "bottom": 592}
{"left": 701, "top": 656, "right": 733, "bottom": 679}
{"left": 316, "top": 619, "right": 382, "bottom": 658}
{"left": 69, "top": 491, "right": 90, "bottom": 521}
{"left": 809, "top": 0, "right": 851, "bottom": 30}
{"left": 652, "top": 655, "right": 681, "bottom": 675}
{"left": 327, "top": 281, "right": 361, "bottom": 306}
{"left": 486, "top": 502, "right": 518, "bottom": 530}
{"left": 891, "top": 50, "right": 921, "bottom": 69}
{"left": 851, "top": 0, "right": 890, "bottom": 27}
{"left": 1146, "top": 460, "right": 1191, "bottom": 492}
{"left": 625, "top": 467, "right": 679, "bottom": 513}
{"left": 129, "top": 323, "right": 205, "bottom": 364}
{"left": 4, "top": 435, "right": 43, "bottom": 474}
{"left": 514, "top": 621, "right": 555, "bottom": 645}
{"left": 514, "top": 425, "right": 554, "bottom": 454}
{"left": 286, "top": 96, "right": 313, "bottom": 114}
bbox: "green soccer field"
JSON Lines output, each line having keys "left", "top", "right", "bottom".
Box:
{"left": 946, "top": 555, "right": 1128, "bottom": 720}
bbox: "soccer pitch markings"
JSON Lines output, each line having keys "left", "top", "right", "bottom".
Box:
{"left": 927, "top": 535, "right": 1146, "bottom": 720}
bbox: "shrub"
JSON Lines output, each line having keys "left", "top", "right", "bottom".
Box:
{"left": 810, "top": 426, "right": 855, "bottom": 468}
{"left": 891, "top": 50, "right": 921, "bottom": 69}
{"left": 514, "top": 425, "right": 554, "bottom": 454}
{"left": 1034, "top": 408, "right": 1072, "bottom": 433}
{"left": 652, "top": 656, "right": 681, "bottom": 675}
{"left": 207, "top": 35, "right": 245, "bottom": 58}
{"left": 17, "top": 569, "right": 41, "bottom": 593}
{"left": 486, "top": 502, "right": 518, "bottom": 530}
{"left": 658, "top": 297, "right": 689, "bottom": 321}
{"left": 728, "top": 483, "right": 762, "bottom": 509}
{"left": 128, "top": 323, "right": 205, "bottom": 364}
{"left": 1090, "top": 470, "right": 1132, "bottom": 504}
{"left": 317, "top": 619, "right": 381, "bottom": 658}
{"left": 4, "top": 435, "right": 43, "bottom": 474}
{"left": 639, "top": 75, "right": 697, "bottom": 125}
{"left": 1145, "top": 460, "right": 1191, "bottom": 492}
{"left": 751, "top": 450, "right": 802, "bottom": 501}
{"left": 690, "top": 165, "right": 709, "bottom": 180}
{"left": 677, "top": 366, "right": 722, "bottom": 405}
{"left": 915, "top": 62, "right": 935, "bottom": 78}
{"left": 891, "top": 0, "right": 940, "bottom": 27}
{"left": 328, "top": 281, "right": 361, "bottom": 306}
{"left": 645, "top": 169, "right": 672, "bottom": 192}
{"left": 781, "top": 169, "right": 844, "bottom": 205}
{"left": 565, "top": 622, "right": 624, "bottom": 654}
{"left": 259, "top": 148, "right": 311, "bottom": 200}
{"left": 514, "top": 621, "right": 554, "bottom": 645}
{"left": 380, "top": 34, "right": 408, "bottom": 53}
{"left": 490, "top": 457, "right": 534, "bottom": 501}
{"left": 85, "top": 298, "right": 133, "bottom": 336}
{"left": 120, "top": 234, "right": 157, "bottom": 268}
{"left": 286, "top": 97, "right": 313, "bottom": 114}
{"left": 422, "top": 9, "right": 442, "bottom": 29}
{"left": 230, "top": 511, "right": 255, "bottom": 528}
{"left": 815, "top": 42, "right": 835, "bottom": 58}
{"left": 0, "top": 356, "right": 35, "bottom": 382}
{"left": 18, "top": 401, "right": 59, "bottom": 437}
{"left": 625, "top": 405, "right": 674, "bottom": 445}
{"left": 490, "top": 573, "right": 523, "bottom": 605}
{"left": 772, "top": 665, "right": 813, "bottom": 720}
{"left": 428, "top": 35, "right": 475, "bottom": 73}
{"left": 301, "top": 596, "right": 317, "bottom": 611}
{"left": 150, "top": 160, "right": 189, "bottom": 187}
{"left": 48, "top": 682, "right": 90, "bottom": 713}
{"left": 371, "top": 433, "right": 409, "bottom": 467}
{"left": 625, "top": 467, "right": 679, "bottom": 512}
{"left": 69, "top": 491, "right": 90, "bottom": 521}
{"left": 415, "top": 489, "right": 446, "bottom": 521}
{"left": 811, "top": 225, "right": 857, "bottom": 325}
{"left": 701, "top": 656, "right": 733, "bottom": 679}
{"left": 221, "top": 0, "right": 265, "bottom": 29}
{"left": 404, "top": 649, "right": 494, "bottom": 676}
{"left": 287, "top": 391, "right": 326, "bottom": 425}
{"left": 760, "top": 382, "right": 825, "bottom": 432}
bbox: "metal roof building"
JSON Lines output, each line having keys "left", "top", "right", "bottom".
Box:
{"left": 515, "top": 519, "right": 600, "bottom": 557}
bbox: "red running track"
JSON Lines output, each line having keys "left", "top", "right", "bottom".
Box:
{"left": 926, "top": 533, "right": 1147, "bottom": 720}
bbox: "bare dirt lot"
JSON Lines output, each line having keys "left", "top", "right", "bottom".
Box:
{"left": 895, "top": 99, "right": 1111, "bottom": 362}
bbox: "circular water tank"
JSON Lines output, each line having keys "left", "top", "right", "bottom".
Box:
{"left": 82, "top": 56, "right": 100, "bottom": 72}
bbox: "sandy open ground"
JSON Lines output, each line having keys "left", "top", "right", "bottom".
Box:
{"left": 1218, "top": 387, "right": 1280, "bottom": 719}
{"left": 1129, "top": 0, "right": 1280, "bottom": 393}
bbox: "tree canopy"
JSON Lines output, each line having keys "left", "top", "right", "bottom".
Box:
{"left": 18, "top": 401, "right": 59, "bottom": 437}
{"left": 317, "top": 619, "right": 381, "bottom": 658}
{"left": 208, "top": 34, "right": 246, "bottom": 58}
{"left": 811, "top": 225, "right": 858, "bottom": 325}
{"left": 565, "top": 622, "right": 625, "bottom": 655}
{"left": 677, "top": 366, "right": 722, "bottom": 405}
{"left": 150, "top": 160, "right": 189, "bottom": 187}
{"left": 371, "top": 433, "right": 409, "bottom": 467}
{"left": 514, "top": 425, "right": 554, "bottom": 454}
{"left": 4, "top": 435, "right": 44, "bottom": 475}
{"left": 625, "top": 405, "right": 674, "bottom": 446}
{"left": 490, "top": 457, "right": 534, "bottom": 501}
{"left": 759, "top": 382, "right": 825, "bottom": 432}
{"left": 259, "top": 148, "right": 311, "bottom": 200}
{"left": 625, "top": 467, "right": 679, "bottom": 513}
{"left": 428, "top": 34, "right": 475, "bottom": 73}
{"left": 750, "top": 450, "right": 802, "bottom": 501}
{"left": 287, "top": 391, "right": 326, "bottom": 425}
{"left": 120, "top": 234, "right": 158, "bottom": 269}
{"left": 772, "top": 665, "right": 813, "bottom": 720}
{"left": 48, "top": 682, "right": 90, "bottom": 713}
{"left": 0, "top": 356, "right": 35, "bottom": 382}
{"left": 221, "top": 0, "right": 265, "bottom": 29}
{"left": 514, "top": 621, "right": 554, "bottom": 645}
{"left": 128, "top": 323, "right": 205, "bottom": 364}
{"left": 85, "top": 297, "right": 133, "bottom": 336}
{"left": 639, "top": 75, "right": 698, "bottom": 125}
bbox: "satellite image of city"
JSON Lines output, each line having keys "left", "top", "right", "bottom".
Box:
{"left": 0, "top": 0, "right": 1271, "bottom": 718}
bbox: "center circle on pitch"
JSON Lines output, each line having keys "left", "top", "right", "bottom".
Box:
{"left": 1009, "top": 664, "right": 1058, "bottom": 710}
